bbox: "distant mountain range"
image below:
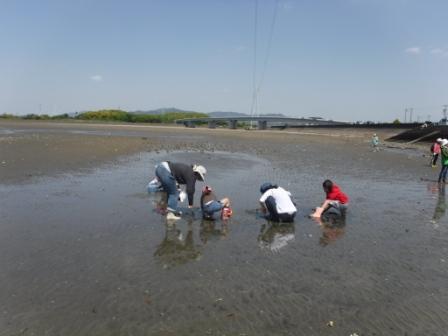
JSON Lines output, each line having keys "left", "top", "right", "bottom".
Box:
{"left": 130, "top": 107, "right": 194, "bottom": 115}
{"left": 129, "top": 108, "right": 286, "bottom": 118}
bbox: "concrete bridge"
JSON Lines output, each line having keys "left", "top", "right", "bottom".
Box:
{"left": 175, "top": 116, "right": 347, "bottom": 130}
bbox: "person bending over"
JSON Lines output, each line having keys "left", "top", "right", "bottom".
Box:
{"left": 155, "top": 161, "right": 206, "bottom": 220}
{"left": 259, "top": 182, "right": 297, "bottom": 223}
{"left": 311, "top": 179, "right": 349, "bottom": 218}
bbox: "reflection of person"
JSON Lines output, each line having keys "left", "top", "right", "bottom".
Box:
{"left": 199, "top": 219, "right": 228, "bottom": 244}
{"left": 432, "top": 184, "right": 446, "bottom": 222}
{"left": 258, "top": 222, "right": 295, "bottom": 252}
{"left": 155, "top": 161, "right": 206, "bottom": 220}
{"left": 317, "top": 215, "right": 346, "bottom": 247}
{"left": 311, "top": 180, "right": 349, "bottom": 218}
{"left": 259, "top": 183, "right": 297, "bottom": 223}
{"left": 438, "top": 140, "right": 448, "bottom": 183}
{"left": 153, "top": 219, "right": 202, "bottom": 267}
{"left": 200, "top": 185, "right": 231, "bottom": 220}
{"left": 151, "top": 190, "right": 168, "bottom": 215}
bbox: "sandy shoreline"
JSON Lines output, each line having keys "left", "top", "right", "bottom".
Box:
{"left": 0, "top": 120, "right": 423, "bottom": 184}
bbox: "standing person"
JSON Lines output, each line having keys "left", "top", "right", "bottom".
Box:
{"left": 438, "top": 140, "right": 448, "bottom": 183}
{"left": 259, "top": 183, "right": 297, "bottom": 223}
{"left": 155, "top": 161, "right": 207, "bottom": 220}
{"left": 372, "top": 133, "right": 380, "bottom": 152}
{"left": 430, "top": 138, "right": 442, "bottom": 168}
{"left": 200, "top": 185, "right": 231, "bottom": 220}
{"left": 311, "top": 179, "right": 349, "bottom": 218}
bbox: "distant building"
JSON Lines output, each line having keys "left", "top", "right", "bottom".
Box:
{"left": 439, "top": 118, "right": 448, "bottom": 126}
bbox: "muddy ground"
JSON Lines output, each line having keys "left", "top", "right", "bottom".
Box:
{"left": 0, "top": 120, "right": 447, "bottom": 336}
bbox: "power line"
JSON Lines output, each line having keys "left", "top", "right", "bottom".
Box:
{"left": 256, "top": 0, "right": 279, "bottom": 100}
{"left": 250, "top": 0, "right": 279, "bottom": 123}
{"left": 250, "top": 0, "right": 258, "bottom": 123}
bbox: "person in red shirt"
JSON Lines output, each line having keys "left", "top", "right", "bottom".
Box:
{"left": 311, "top": 180, "right": 349, "bottom": 218}
{"left": 430, "top": 138, "right": 442, "bottom": 168}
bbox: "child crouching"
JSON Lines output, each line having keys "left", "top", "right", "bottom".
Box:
{"left": 311, "top": 179, "right": 349, "bottom": 218}
{"left": 200, "top": 186, "right": 232, "bottom": 220}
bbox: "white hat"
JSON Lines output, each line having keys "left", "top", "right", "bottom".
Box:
{"left": 442, "top": 139, "right": 448, "bottom": 146}
{"left": 192, "top": 164, "right": 207, "bottom": 181}
{"left": 437, "top": 138, "right": 443, "bottom": 143}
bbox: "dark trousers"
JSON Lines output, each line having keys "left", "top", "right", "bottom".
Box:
{"left": 264, "top": 196, "right": 295, "bottom": 223}
{"left": 438, "top": 165, "right": 448, "bottom": 183}
{"left": 431, "top": 153, "right": 439, "bottom": 166}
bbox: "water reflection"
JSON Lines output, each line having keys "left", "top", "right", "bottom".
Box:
{"left": 153, "top": 219, "right": 202, "bottom": 268}
{"left": 200, "top": 219, "right": 228, "bottom": 244}
{"left": 150, "top": 191, "right": 168, "bottom": 216}
{"left": 258, "top": 222, "right": 295, "bottom": 252}
{"left": 312, "top": 214, "right": 346, "bottom": 247}
{"left": 432, "top": 184, "right": 446, "bottom": 223}
{"left": 150, "top": 192, "right": 231, "bottom": 268}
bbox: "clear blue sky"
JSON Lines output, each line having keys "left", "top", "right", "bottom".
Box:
{"left": 1, "top": 0, "right": 447, "bottom": 122}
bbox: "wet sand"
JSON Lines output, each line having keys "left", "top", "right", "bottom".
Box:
{"left": 1, "top": 120, "right": 447, "bottom": 335}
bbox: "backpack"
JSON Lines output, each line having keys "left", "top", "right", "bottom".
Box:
{"left": 430, "top": 143, "right": 435, "bottom": 153}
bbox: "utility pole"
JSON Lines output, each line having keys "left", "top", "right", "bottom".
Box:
{"left": 443, "top": 105, "right": 448, "bottom": 121}
{"left": 409, "top": 108, "right": 414, "bottom": 123}
{"left": 404, "top": 108, "right": 408, "bottom": 123}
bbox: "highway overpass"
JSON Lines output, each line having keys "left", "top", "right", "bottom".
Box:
{"left": 175, "top": 116, "right": 348, "bottom": 129}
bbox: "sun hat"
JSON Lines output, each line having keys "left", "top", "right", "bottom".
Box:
{"left": 260, "top": 182, "right": 275, "bottom": 194}
{"left": 437, "top": 138, "right": 443, "bottom": 143}
{"left": 192, "top": 164, "right": 207, "bottom": 181}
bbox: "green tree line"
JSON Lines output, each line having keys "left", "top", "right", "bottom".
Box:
{"left": 0, "top": 110, "right": 208, "bottom": 123}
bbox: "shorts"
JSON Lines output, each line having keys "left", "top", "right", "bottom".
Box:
{"left": 324, "top": 201, "right": 348, "bottom": 217}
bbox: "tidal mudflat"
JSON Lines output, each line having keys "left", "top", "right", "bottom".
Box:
{"left": 1, "top": 121, "right": 447, "bottom": 335}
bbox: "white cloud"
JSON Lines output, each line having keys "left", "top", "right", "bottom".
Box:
{"left": 405, "top": 47, "right": 421, "bottom": 55}
{"left": 430, "top": 48, "right": 448, "bottom": 57}
{"left": 90, "top": 75, "right": 103, "bottom": 82}
{"left": 430, "top": 48, "right": 443, "bottom": 55}
{"left": 233, "top": 45, "right": 247, "bottom": 53}
{"left": 280, "top": 1, "right": 294, "bottom": 11}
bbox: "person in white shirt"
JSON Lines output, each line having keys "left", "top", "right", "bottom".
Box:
{"left": 259, "top": 182, "right": 297, "bottom": 223}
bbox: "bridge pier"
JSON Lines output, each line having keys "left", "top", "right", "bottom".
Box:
{"left": 228, "top": 120, "right": 237, "bottom": 129}
{"left": 257, "top": 120, "right": 267, "bottom": 130}
{"left": 208, "top": 121, "right": 216, "bottom": 129}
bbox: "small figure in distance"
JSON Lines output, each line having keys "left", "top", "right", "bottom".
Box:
{"left": 311, "top": 179, "right": 349, "bottom": 218}
{"left": 438, "top": 139, "right": 448, "bottom": 184}
{"left": 430, "top": 138, "right": 442, "bottom": 168}
{"left": 200, "top": 185, "right": 232, "bottom": 220}
{"left": 259, "top": 182, "right": 297, "bottom": 223}
{"left": 372, "top": 133, "right": 380, "bottom": 152}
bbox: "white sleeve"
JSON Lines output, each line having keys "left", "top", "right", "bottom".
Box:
{"left": 259, "top": 190, "right": 271, "bottom": 203}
